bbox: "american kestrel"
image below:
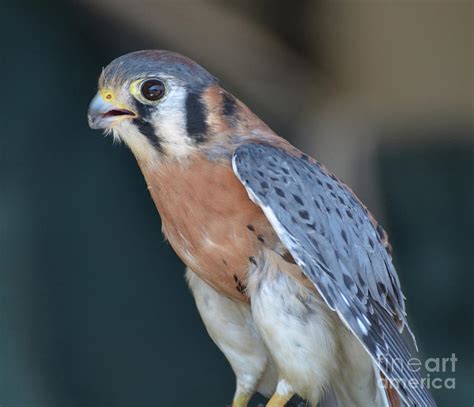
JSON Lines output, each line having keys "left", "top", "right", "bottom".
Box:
{"left": 88, "top": 50, "right": 436, "bottom": 407}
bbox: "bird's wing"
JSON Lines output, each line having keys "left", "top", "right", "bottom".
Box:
{"left": 232, "top": 142, "right": 435, "bottom": 407}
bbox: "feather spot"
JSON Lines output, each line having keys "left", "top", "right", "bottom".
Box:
{"left": 341, "top": 230, "right": 348, "bottom": 244}
{"left": 377, "top": 282, "right": 387, "bottom": 296}
{"left": 368, "top": 237, "right": 375, "bottom": 249}
{"left": 299, "top": 210, "right": 309, "bottom": 220}
{"left": 274, "top": 187, "right": 285, "bottom": 197}
{"left": 293, "top": 194, "right": 304, "bottom": 205}
{"left": 343, "top": 274, "right": 354, "bottom": 290}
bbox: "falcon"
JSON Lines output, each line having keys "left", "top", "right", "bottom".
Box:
{"left": 88, "top": 50, "right": 435, "bottom": 407}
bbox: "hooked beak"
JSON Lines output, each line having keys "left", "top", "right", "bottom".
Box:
{"left": 87, "top": 93, "right": 137, "bottom": 130}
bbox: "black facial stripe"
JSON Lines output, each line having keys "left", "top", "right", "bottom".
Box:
{"left": 222, "top": 92, "right": 237, "bottom": 117}
{"left": 132, "top": 100, "right": 163, "bottom": 153}
{"left": 132, "top": 119, "right": 163, "bottom": 153}
{"left": 133, "top": 99, "right": 154, "bottom": 120}
{"left": 185, "top": 90, "right": 208, "bottom": 143}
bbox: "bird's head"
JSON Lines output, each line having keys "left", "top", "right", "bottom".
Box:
{"left": 88, "top": 50, "right": 241, "bottom": 163}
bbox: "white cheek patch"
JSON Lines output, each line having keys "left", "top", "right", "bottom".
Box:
{"left": 154, "top": 85, "right": 196, "bottom": 158}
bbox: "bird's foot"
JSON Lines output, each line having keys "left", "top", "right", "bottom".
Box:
{"left": 232, "top": 393, "right": 251, "bottom": 407}
{"left": 266, "top": 379, "right": 294, "bottom": 407}
{"left": 266, "top": 394, "right": 294, "bottom": 407}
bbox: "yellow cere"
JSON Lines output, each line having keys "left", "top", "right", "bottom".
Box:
{"left": 99, "top": 88, "right": 115, "bottom": 102}
{"left": 98, "top": 88, "right": 137, "bottom": 114}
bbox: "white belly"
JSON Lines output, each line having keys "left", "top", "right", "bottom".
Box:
{"left": 247, "top": 249, "right": 387, "bottom": 407}
{"left": 247, "top": 249, "right": 339, "bottom": 403}
{"left": 186, "top": 268, "right": 277, "bottom": 399}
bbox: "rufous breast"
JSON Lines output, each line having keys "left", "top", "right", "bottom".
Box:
{"left": 141, "top": 154, "right": 271, "bottom": 302}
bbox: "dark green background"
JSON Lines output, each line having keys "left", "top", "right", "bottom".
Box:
{"left": 0, "top": 2, "right": 472, "bottom": 406}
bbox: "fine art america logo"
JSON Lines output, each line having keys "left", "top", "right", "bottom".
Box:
{"left": 379, "top": 353, "right": 457, "bottom": 391}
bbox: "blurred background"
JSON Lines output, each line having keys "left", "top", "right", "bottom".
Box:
{"left": 0, "top": 0, "right": 472, "bottom": 406}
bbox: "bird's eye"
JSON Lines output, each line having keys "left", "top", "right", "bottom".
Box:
{"left": 140, "top": 79, "right": 165, "bottom": 101}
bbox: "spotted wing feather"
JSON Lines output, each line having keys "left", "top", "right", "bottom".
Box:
{"left": 232, "top": 143, "right": 435, "bottom": 407}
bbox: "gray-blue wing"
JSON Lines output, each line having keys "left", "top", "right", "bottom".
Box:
{"left": 232, "top": 143, "right": 435, "bottom": 407}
